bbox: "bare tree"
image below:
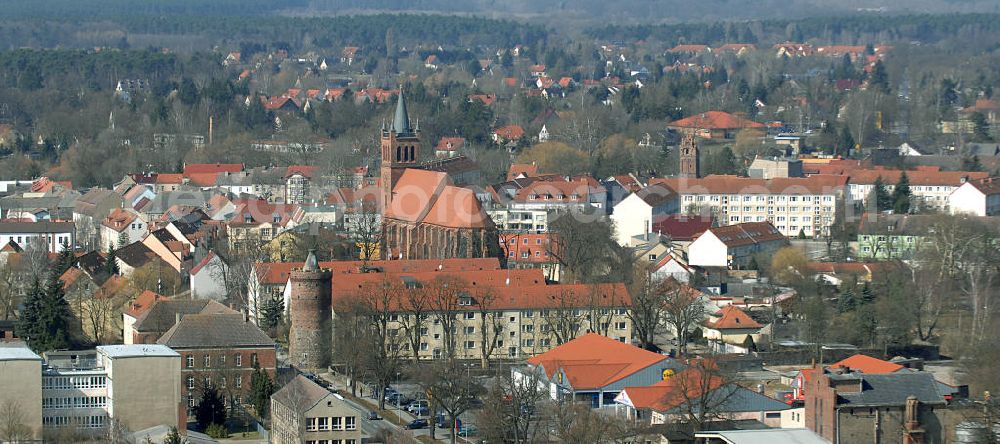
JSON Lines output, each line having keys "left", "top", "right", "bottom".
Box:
{"left": 552, "top": 401, "right": 636, "bottom": 444}
{"left": 477, "top": 366, "right": 549, "bottom": 443}
{"left": 22, "top": 237, "right": 51, "bottom": 280}
{"left": 413, "top": 360, "right": 486, "bottom": 444}
{"left": 658, "top": 359, "right": 738, "bottom": 432}
{"left": 474, "top": 288, "right": 506, "bottom": 369}
{"left": 661, "top": 278, "right": 706, "bottom": 356}
{"left": 0, "top": 400, "right": 33, "bottom": 442}
{"left": 541, "top": 289, "right": 587, "bottom": 345}
{"left": 351, "top": 204, "right": 383, "bottom": 265}
{"left": 85, "top": 293, "right": 125, "bottom": 344}
{"left": 583, "top": 284, "right": 621, "bottom": 337}
{"left": 397, "top": 285, "right": 431, "bottom": 362}
{"left": 353, "top": 277, "right": 406, "bottom": 410}
{"left": 0, "top": 255, "right": 24, "bottom": 320}
{"left": 332, "top": 298, "right": 369, "bottom": 398}
{"left": 628, "top": 269, "right": 668, "bottom": 350}
{"left": 426, "top": 276, "right": 465, "bottom": 359}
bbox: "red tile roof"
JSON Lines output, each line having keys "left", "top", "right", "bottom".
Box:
{"left": 966, "top": 177, "right": 1000, "bottom": 195}
{"left": 669, "top": 44, "right": 710, "bottom": 53}
{"left": 468, "top": 94, "right": 496, "bottom": 106}
{"left": 508, "top": 163, "right": 539, "bottom": 180}
{"left": 829, "top": 354, "right": 904, "bottom": 374}
{"left": 254, "top": 257, "right": 502, "bottom": 285}
{"left": 435, "top": 137, "right": 466, "bottom": 152}
{"left": 102, "top": 208, "right": 139, "bottom": 232}
{"left": 706, "top": 305, "right": 762, "bottom": 329}
{"left": 651, "top": 175, "right": 847, "bottom": 195}
{"left": 651, "top": 214, "right": 714, "bottom": 241}
{"left": 125, "top": 290, "right": 166, "bottom": 318}
{"left": 493, "top": 125, "right": 525, "bottom": 141}
{"left": 385, "top": 169, "right": 490, "bottom": 229}
{"left": 703, "top": 222, "right": 785, "bottom": 248}
{"left": 286, "top": 165, "right": 318, "bottom": 178}
{"left": 847, "top": 168, "right": 987, "bottom": 186}
{"left": 528, "top": 333, "right": 668, "bottom": 390}
{"left": 189, "top": 251, "right": 216, "bottom": 276}
{"left": 668, "top": 111, "right": 764, "bottom": 130}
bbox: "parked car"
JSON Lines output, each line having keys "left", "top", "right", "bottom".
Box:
{"left": 406, "top": 419, "right": 429, "bottom": 429}
{"left": 411, "top": 406, "right": 430, "bottom": 417}
{"left": 406, "top": 400, "right": 429, "bottom": 414}
{"left": 367, "top": 411, "right": 381, "bottom": 421}
{"left": 458, "top": 424, "right": 479, "bottom": 437}
{"left": 386, "top": 392, "right": 412, "bottom": 407}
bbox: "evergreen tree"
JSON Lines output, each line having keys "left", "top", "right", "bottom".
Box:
{"left": 837, "top": 287, "right": 856, "bottom": 313}
{"left": 259, "top": 297, "right": 284, "bottom": 330}
{"left": 106, "top": 245, "right": 120, "bottom": 276}
{"left": 117, "top": 230, "right": 131, "bottom": 249}
{"left": 860, "top": 282, "right": 876, "bottom": 305}
{"left": 195, "top": 386, "right": 227, "bottom": 430}
{"left": 855, "top": 302, "right": 878, "bottom": 347}
{"left": 892, "top": 171, "right": 912, "bottom": 214}
{"left": 869, "top": 60, "right": 890, "bottom": 94}
{"left": 963, "top": 155, "right": 985, "bottom": 172}
{"left": 249, "top": 363, "right": 275, "bottom": 419}
{"left": 38, "top": 273, "right": 72, "bottom": 351}
{"left": 54, "top": 242, "right": 75, "bottom": 276}
{"left": 870, "top": 177, "right": 892, "bottom": 212}
{"left": 178, "top": 77, "right": 200, "bottom": 106}
{"left": 16, "top": 278, "right": 44, "bottom": 351}
{"left": 971, "top": 112, "right": 993, "bottom": 142}
{"left": 837, "top": 127, "right": 855, "bottom": 157}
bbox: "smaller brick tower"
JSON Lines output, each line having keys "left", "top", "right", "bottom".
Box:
{"left": 288, "top": 249, "right": 332, "bottom": 370}
{"left": 678, "top": 131, "right": 700, "bottom": 178}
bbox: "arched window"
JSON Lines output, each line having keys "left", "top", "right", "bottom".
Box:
{"left": 409, "top": 146, "right": 415, "bottom": 161}
{"left": 396, "top": 146, "right": 401, "bottom": 161}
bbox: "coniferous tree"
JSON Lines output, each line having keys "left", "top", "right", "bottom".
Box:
{"left": 16, "top": 278, "right": 44, "bottom": 351}
{"left": 892, "top": 171, "right": 912, "bottom": 214}
{"left": 837, "top": 127, "right": 855, "bottom": 157}
{"left": 837, "top": 287, "right": 856, "bottom": 313}
{"left": 249, "top": 363, "right": 275, "bottom": 420}
{"left": 195, "top": 386, "right": 227, "bottom": 430}
{"left": 259, "top": 297, "right": 284, "bottom": 330}
{"left": 38, "top": 273, "right": 72, "bottom": 351}
{"left": 870, "top": 177, "right": 892, "bottom": 212}
{"left": 106, "top": 245, "right": 120, "bottom": 276}
{"left": 54, "top": 242, "right": 75, "bottom": 276}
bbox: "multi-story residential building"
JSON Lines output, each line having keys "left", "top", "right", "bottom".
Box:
{"left": 846, "top": 168, "right": 987, "bottom": 212}
{"left": 156, "top": 313, "right": 276, "bottom": 423}
{"left": 327, "top": 268, "right": 633, "bottom": 360}
{"left": 856, "top": 214, "right": 935, "bottom": 260}
{"left": 687, "top": 221, "right": 788, "bottom": 269}
{"left": 949, "top": 176, "right": 1000, "bottom": 216}
{"left": 100, "top": 208, "right": 147, "bottom": 250}
{"left": 508, "top": 175, "right": 608, "bottom": 212}
{"left": 0, "top": 221, "right": 76, "bottom": 252}
{"left": 285, "top": 165, "right": 318, "bottom": 204}
{"left": 247, "top": 257, "right": 503, "bottom": 325}
{"left": 271, "top": 375, "right": 365, "bottom": 444}
{"left": 500, "top": 232, "right": 562, "bottom": 281}
{"left": 0, "top": 346, "right": 44, "bottom": 441}
{"left": 40, "top": 345, "right": 181, "bottom": 435}
{"left": 225, "top": 199, "right": 303, "bottom": 250}
{"left": 486, "top": 208, "right": 552, "bottom": 232}
{"left": 652, "top": 175, "right": 847, "bottom": 238}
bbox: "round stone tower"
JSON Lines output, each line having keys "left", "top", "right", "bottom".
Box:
{"left": 288, "top": 249, "right": 332, "bottom": 370}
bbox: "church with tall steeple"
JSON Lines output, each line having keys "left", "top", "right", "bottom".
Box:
{"left": 378, "top": 91, "right": 500, "bottom": 260}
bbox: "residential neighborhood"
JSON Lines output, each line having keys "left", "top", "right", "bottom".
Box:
{"left": 1, "top": 2, "right": 1000, "bottom": 444}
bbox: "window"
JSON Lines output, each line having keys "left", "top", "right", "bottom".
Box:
{"left": 521, "top": 252, "right": 529, "bottom": 258}
{"left": 522, "top": 339, "right": 534, "bottom": 347}
{"left": 318, "top": 417, "right": 330, "bottom": 431}
{"left": 463, "top": 313, "right": 475, "bottom": 320}
{"left": 204, "top": 355, "right": 211, "bottom": 368}
{"left": 419, "top": 327, "right": 429, "bottom": 335}
{"left": 464, "top": 326, "right": 475, "bottom": 334}
{"left": 465, "top": 341, "right": 476, "bottom": 349}
{"left": 522, "top": 310, "right": 534, "bottom": 318}
{"left": 235, "top": 354, "right": 242, "bottom": 367}
{"left": 345, "top": 416, "right": 356, "bottom": 430}
{"left": 306, "top": 418, "right": 318, "bottom": 431}
{"left": 186, "top": 355, "right": 194, "bottom": 368}
{"left": 521, "top": 325, "right": 534, "bottom": 333}
{"left": 332, "top": 417, "right": 342, "bottom": 430}
{"left": 219, "top": 355, "right": 226, "bottom": 366}
{"left": 420, "top": 342, "right": 429, "bottom": 351}
{"left": 235, "top": 375, "right": 242, "bottom": 388}
{"left": 220, "top": 377, "right": 227, "bottom": 388}
{"left": 615, "top": 321, "right": 627, "bottom": 330}
{"left": 648, "top": 254, "right": 657, "bottom": 261}
{"left": 251, "top": 353, "right": 258, "bottom": 366}
{"left": 187, "top": 376, "right": 195, "bottom": 390}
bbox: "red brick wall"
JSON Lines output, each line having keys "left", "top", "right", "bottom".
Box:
{"left": 176, "top": 346, "right": 277, "bottom": 426}
{"left": 803, "top": 367, "right": 837, "bottom": 442}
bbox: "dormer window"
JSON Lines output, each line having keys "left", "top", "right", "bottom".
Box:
{"left": 244, "top": 215, "right": 252, "bottom": 224}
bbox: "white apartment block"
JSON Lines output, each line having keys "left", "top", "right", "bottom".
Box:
{"left": 487, "top": 208, "right": 551, "bottom": 232}
{"left": 847, "top": 169, "right": 987, "bottom": 212}
{"left": 653, "top": 176, "right": 847, "bottom": 238}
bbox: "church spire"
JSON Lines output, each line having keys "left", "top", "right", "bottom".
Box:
{"left": 392, "top": 88, "right": 412, "bottom": 135}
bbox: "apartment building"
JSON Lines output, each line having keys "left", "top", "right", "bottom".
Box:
{"left": 328, "top": 268, "right": 633, "bottom": 360}
{"left": 0, "top": 221, "right": 76, "bottom": 252}
{"left": 39, "top": 345, "right": 181, "bottom": 435}
{"left": 652, "top": 175, "right": 847, "bottom": 238}
{"left": 846, "top": 168, "right": 987, "bottom": 212}
{"left": 487, "top": 208, "right": 551, "bottom": 232}
{"left": 950, "top": 176, "right": 1000, "bottom": 216}
{"left": 0, "top": 347, "right": 43, "bottom": 441}
{"left": 271, "top": 375, "right": 365, "bottom": 444}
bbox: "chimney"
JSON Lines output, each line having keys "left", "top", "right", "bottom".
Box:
{"left": 903, "top": 396, "right": 922, "bottom": 444}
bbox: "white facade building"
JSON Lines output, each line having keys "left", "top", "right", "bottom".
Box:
{"left": 949, "top": 177, "right": 1000, "bottom": 216}
{"left": 0, "top": 221, "right": 75, "bottom": 252}
{"left": 610, "top": 184, "right": 679, "bottom": 246}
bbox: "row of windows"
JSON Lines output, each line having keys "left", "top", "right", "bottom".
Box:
{"left": 43, "top": 376, "right": 107, "bottom": 390}
{"left": 684, "top": 194, "right": 835, "bottom": 202}
{"left": 42, "top": 396, "right": 107, "bottom": 409}
{"left": 186, "top": 353, "right": 255, "bottom": 369}
{"left": 43, "top": 415, "right": 106, "bottom": 428}
{"left": 187, "top": 394, "right": 241, "bottom": 408}
{"left": 392, "top": 309, "right": 626, "bottom": 323}
{"left": 306, "top": 416, "right": 356, "bottom": 432}
{"left": 724, "top": 205, "right": 829, "bottom": 213}
{"left": 305, "top": 440, "right": 356, "bottom": 444}
{"left": 187, "top": 375, "right": 243, "bottom": 391}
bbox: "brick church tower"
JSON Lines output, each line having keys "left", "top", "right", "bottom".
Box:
{"left": 678, "top": 131, "right": 700, "bottom": 178}
{"left": 380, "top": 90, "right": 421, "bottom": 207}
{"left": 288, "top": 250, "right": 332, "bottom": 370}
